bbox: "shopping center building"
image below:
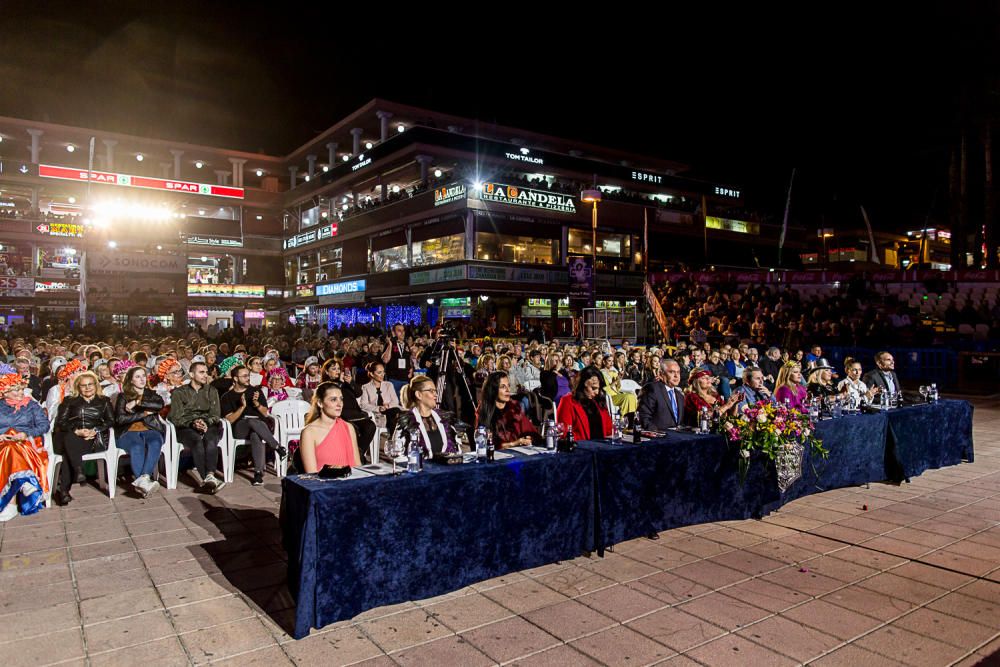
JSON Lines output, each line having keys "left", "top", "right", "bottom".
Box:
{"left": 0, "top": 100, "right": 791, "bottom": 333}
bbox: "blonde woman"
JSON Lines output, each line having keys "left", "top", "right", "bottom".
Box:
{"left": 392, "top": 375, "right": 460, "bottom": 457}
{"left": 774, "top": 362, "right": 808, "bottom": 410}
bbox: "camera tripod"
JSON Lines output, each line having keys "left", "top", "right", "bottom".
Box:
{"left": 433, "top": 340, "right": 476, "bottom": 433}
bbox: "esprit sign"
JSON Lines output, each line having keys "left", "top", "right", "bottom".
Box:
{"left": 38, "top": 164, "right": 245, "bottom": 200}
{"left": 478, "top": 183, "right": 576, "bottom": 214}
{"left": 89, "top": 251, "right": 186, "bottom": 274}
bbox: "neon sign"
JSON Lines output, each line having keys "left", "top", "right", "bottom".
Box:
{"left": 38, "top": 164, "right": 244, "bottom": 199}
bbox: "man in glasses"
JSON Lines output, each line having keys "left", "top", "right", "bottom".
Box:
{"left": 220, "top": 364, "right": 286, "bottom": 486}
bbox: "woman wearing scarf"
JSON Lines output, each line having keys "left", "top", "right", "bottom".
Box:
{"left": 0, "top": 365, "right": 50, "bottom": 520}
{"left": 392, "top": 375, "right": 460, "bottom": 457}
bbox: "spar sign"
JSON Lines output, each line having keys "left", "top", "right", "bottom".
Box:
{"left": 38, "top": 165, "right": 244, "bottom": 199}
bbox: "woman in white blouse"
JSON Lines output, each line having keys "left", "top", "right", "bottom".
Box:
{"left": 358, "top": 361, "right": 401, "bottom": 431}
{"left": 837, "top": 357, "right": 880, "bottom": 405}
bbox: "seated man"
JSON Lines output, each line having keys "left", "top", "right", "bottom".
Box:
{"left": 863, "top": 351, "right": 901, "bottom": 397}
{"left": 220, "top": 364, "right": 287, "bottom": 486}
{"left": 637, "top": 358, "right": 685, "bottom": 430}
{"left": 168, "top": 362, "right": 225, "bottom": 493}
{"left": 738, "top": 367, "right": 775, "bottom": 411}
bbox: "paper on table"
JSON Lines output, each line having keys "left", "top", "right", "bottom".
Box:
{"left": 508, "top": 446, "right": 543, "bottom": 456}
{"left": 357, "top": 463, "right": 395, "bottom": 476}
{"left": 493, "top": 450, "right": 515, "bottom": 460}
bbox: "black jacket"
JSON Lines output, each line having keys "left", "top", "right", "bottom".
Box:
{"left": 55, "top": 395, "right": 115, "bottom": 446}
{"left": 114, "top": 388, "right": 166, "bottom": 437}
{"left": 637, "top": 381, "right": 685, "bottom": 430}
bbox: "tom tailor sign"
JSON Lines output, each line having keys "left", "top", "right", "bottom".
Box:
{"left": 477, "top": 183, "right": 576, "bottom": 214}
{"left": 38, "top": 164, "right": 245, "bottom": 200}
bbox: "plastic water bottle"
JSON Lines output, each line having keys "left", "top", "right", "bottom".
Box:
{"left": 406, "top": 440, "right": 421, "bottom": 474}
{"left": 475, "top": 426, "right": 488, "bottom": 462}
{"left": 699, "top": 406, "right": 710, "bottom": 434}
{"left": 544, "top": 420, "right": 557, "bottom": 453}
{"left": 832, "top": 397, "right": 842, "bottom": 419}
{"left": 931, "top": 383, "right": 938, "bottom": 401}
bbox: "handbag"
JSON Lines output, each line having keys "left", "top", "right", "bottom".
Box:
{"left": 91, "top": 429, "right": 108, "bottom": 453}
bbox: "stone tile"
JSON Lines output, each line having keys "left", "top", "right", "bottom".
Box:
{"left": 855, "top": 625, "right": 967, "bottom": 667}
{"left": 209, "top": 645, "right": 295, "bottom": 666}
{"left": 894, "top": 607, "right": 997, "bottom": 648}
{"left": 481, "top": 578, "right": 569, "bottom": 614}
{"left": 685, "top": 633, "right": 797, "bottom": 667}
{"left": 860, "top": 536, "right": 937, "bottom": 559}
{"left": 570, "top": 625, "right": 674, "bottom": 666}
{"left": 359, "top": 607, "right": 452, "bottom": 653}
{"left": 920, "top": 548, "right": 999, "bottom": 576}
{"left": 626, "top": 606, "right": 725, "bottom": 652}
{"left": 798, "top": 554, "right": 880, "bottom": 583}
{"left": 424, "top": 593, "right": 512, "bottom": 633}
{"left": 88, "top": 636, "right": 189, "bottom": 667}
{"left": 533, "top": 565, "right": 615, "bottom": 598}
{"left": 83, "top": 609, "right": 176, "bottom": 653}
{"left": 577, "top": 583, "right": 665, "bottom": 622}
{"left": 624, "top": 544, "right": 701, "bottom": 570}
{"left": 69, "top": 537, "right": 136, "bottom": 562}
{"left": 669, "top": 559, "right": 749, "bottom": 588}
{"left": 720, "top": 577, "right": 808, "bottom": 613}
{"left": 72, "top": 552, "right": 144, "bottom": 577}
{"left": 703, "top": 527, "right": 767, "bottom": 548}
{"left": 461, "top": 616, "right": 560, "bottom": 663}
{"left": 392, "top": 635, "right": 494, "bottom": 666}
{"left": 522, "top": 599, "right": 615, "bottom": 641}
{"left": 282, "top": 626, "right": 384, "bottom": 666}
{"left": 167, "top": 594, "right": 256, "bottom": 633}
{"left": 705, "top": 549, "right": 787, "bottom": 576}
{"left": 955, "top": 578, "right": 1000, "bottom": 605}
{"left": 508, "top": 643, "right": 602, "bottom": 666}
{"left": 625, "top": 570, "right": 712, "bottom": 605}
{"left": 758, "top": 566, "right": 844, "bottom": 597}
{"left": 0, "top": 601, "right": 80, "bottom": 642}
{"left": 0, "top": 579, "right": 76, "bottom": 614}
{"left": 76, "top": 566, "right": 153, "bottom": 601}
{"left": 780, "top": 598, "right": 882, "bottom": 640}
{"left": 577, "top": 552, "right": 660, "bottom": 583}
{"left": 927, "top": 591, "right": 1000, "bottom": 627}
{"left": 889, "top": 560, "right": 975, "bottom": 590}
{"left": 0, "top": 627, "right": 85, "bottom": 665}
{"left": 885, "top": 526, "right": 962, "bottom": 548}
{"left": 821, "top": 585, "right": 916, "bottom": 621}
{"left": 0, "top": 548, "right": 68, "bottom": 573}
{"left": 80, "top": 587, "right": 164, "bottom": 624}
{"left": 180, "top": 617, "right": 277, "bottom": 665}
{"left": 857, "top": 571, "right": 949, "bottom": 605}
{"left": 809, "top": 644, "right": 910, "bottom": 667}
{"left": 156, "top": 574, "right": 237, "bottom": 608}
{"left": 678, "top": 591, "right": 771, "bottom": 631}
{"left": 667, "top": 535, "right": 735, "bottom": 559}
{"left": 742, "top": 539, "right": 818, "bottom": 565}
{"left": 826, "top": 545, "right": 907, "bottom": 570}
{"left": 736, "top": 614, "right": 842, "bottom": 663}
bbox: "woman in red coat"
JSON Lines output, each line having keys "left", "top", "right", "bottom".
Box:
{"left": 476, "top": 371, "right": 541, "bottom": 448}
{"left": 557, "top": 366, "right": 612, "bottom": 440}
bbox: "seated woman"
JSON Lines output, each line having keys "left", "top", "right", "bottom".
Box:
{"left": 358, "top": 361, "right": 401, "bottom": 433}
{"left": 104, "top": 359, "right": 135, "bottom": 400}
{"left": 472, "top": 353, "right": 496, "bottom": 404}
{"left": 393, "top": 375, "right": 460, "bottom": 457}
{"left": 263, "top": 367, "right": 291, "bottom": 408}
{"left": 600, "top": 355, "right": 638, "bottom": 417}
{"left": 296, "top": 356, "right": 324, "bottom": 398}
{"left": 683, "top": 369, "right": 741, "bottom": 426}
{"left": 837, "top": 357, "right": 880, "bottom": 405}
{"left": 53, "top": 371, "right": 114, "bottom": 506}
{"left": 774, "top": 362, "right": 809, "bottom": 411}
{"left": 298, "top": 382, "right": 361, "bottom": 472}
{"left": 725, "top": 349, "right": 747, "bottom": 388}
{"left": 806, "top": 362, "right": 840, "bottom": 399}
{"left": 46, "top": 358, "right": 85, "bottom": 419}
{"left": 556, "top": 367, "right": 613, "bottom": 440}
{"left": 113, "top": 366, "right": 165, "bottom": 498}
{"left": 476, "top": 371, "right": 541, "bottom": 448}
{"left": 0, "top": 366, "right": 50, "bottom": 521}
{"left": 540, "top": 354, "right": 571, "bottom": 407}
{"left": 322, "top": 359, "right": 376, "bottom": 460}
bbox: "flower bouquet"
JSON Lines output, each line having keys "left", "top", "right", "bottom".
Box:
{"left": 723, "top": 401, "right": 828, "bottom": 492}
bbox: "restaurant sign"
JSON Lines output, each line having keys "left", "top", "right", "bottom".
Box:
{"left": 476, "top": 182, "right": 576, "bottom": 214}
{"left": 433, "top": 183, "right": 467, "bottom": 207}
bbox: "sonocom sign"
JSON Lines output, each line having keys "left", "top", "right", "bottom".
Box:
{"left": 89, "top": 251, "right": 186, "bottom": 274}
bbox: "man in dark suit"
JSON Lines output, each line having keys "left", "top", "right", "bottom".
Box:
{"left": 738, "top": 367, "right": 774, "bottom": 411}
{"left": 863, "top": 351, "right": 901, "bottom": 396}
{"left": 638, "top": 358, "right": 685, "bottom": 430}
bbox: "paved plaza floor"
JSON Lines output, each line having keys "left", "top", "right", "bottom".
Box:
{"left": 2, "top": 399, "right": 999, "bottom": 666}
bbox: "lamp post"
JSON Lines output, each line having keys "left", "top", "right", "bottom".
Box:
{"left": 581, "top": 189, "right": 602, "bottom": 271}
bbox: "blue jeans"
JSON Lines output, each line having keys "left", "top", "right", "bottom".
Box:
{"left": 118, "top": 430, "right": 165, "bottom": 478}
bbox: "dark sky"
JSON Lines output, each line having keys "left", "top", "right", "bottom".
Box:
{"left": 1, "top": 2, "right": 996, "bottom": 233}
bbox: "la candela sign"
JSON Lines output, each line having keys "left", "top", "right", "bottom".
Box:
{"left": 38, "top": 165, "right": 245, "bottom": 200}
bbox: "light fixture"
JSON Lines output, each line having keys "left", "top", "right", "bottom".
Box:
{"left": 581, "top": 189, "right": 602, "bottom": 203}
{"left": 397, "top": 124, "right": 405, "bottom": 133}
{"left": 392, "top": 185, "right": 400, "bottom": 193}
{"left": 256, "top": 215, "right": 262, "bottom": 220}
{"left": 480, "top": 295, "right": 489, "bottom": 301}
{"left": 255, "top": 169, "right": 263, "bottom": 177}
{"left": 156, "top": 245, "right": 162, "bottom": 250}
{"left": 0, "top": 136, "right": 4, "bottom": 143}
{"left": 201, "top": 256, "right": 208, "bottom": 262}
{"left": 474, "top": 182, "right": 483, "bottom": 191}
{"left": 426, "top": 298, "right": 434, "bottom": 305}
{"left": 322, "top": 165, "right": 329, "bottom": 172}
{"left": 342, "top": 196, "right": 348, "bottom": 203}
{"left": 342, "top": 155, "right": 350, "bottom": 162}
{"left": 108, "top": 241, "right": 117, "bottom": 248}
{"left": 321, "top": 211, "right": 328, "bottom": 218}
{"left": 135, "top": 154, "right": 144, "bottom": 162}
{"left": 65, "top": 248, "right": 77, "bottom": 256}
{"left": 366, "top": 142, "right": 374, "bottom": 150}
{"left": 195, "top": 160, "right": 204, "bottom": 168}
{"left": 304, "top": 175, "right": 310, "bottom": 182}
{"left": 68, "top": 196, "right": 76, "bottom": 204}
{"left": 342, "top": 204, "right": 349, "bottom": 211}
{"left": 434, "top": 169, "right": 442, "bottom": 178}
{"left": 66, "top": 145, "right": 75, "bottom": 153}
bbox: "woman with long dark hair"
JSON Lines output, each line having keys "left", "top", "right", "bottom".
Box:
{"left": 299, "top": 382, "right": 361, "bottom": 472}
{"left": 114, "top": 366, "right": 165, "bottom": 497}
{"left": 556, "top": 366, "right": 612, "bottom": 440}
{"left": 476, "top": 371, "right": 540, "bottom": 448}
{"left": 320, "top": 358, "right": 375, "bottom": 460}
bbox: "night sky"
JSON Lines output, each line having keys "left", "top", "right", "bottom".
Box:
{"left": 1, "top": 3, "right": 996, "bottom": 235}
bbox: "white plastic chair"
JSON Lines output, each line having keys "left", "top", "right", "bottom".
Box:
{"left": 81, "top": 429, "right": 126, "bottom": 499}
{"left": 160, "top": 419, "right": 181, "bottom": 490}
{"left": 42, "top": 432, "right": 62, "bottom": 508}
{"left": 363, "top": 410, "right": 386, "bottom": 465}
{"left": 271, "top": 399, "right": 310, "bottom": 478}
{"left": 620, "top": 379, "right": 641, "bottom": 394}
{"left": 221, "top": 418, "right": 285, "bottom": 483}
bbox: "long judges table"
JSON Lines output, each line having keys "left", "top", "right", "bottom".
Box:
{"left": 282, "top": 399, "right": 973, "bottom": 638}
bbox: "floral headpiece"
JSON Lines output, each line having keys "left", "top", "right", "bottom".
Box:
{"left": 0, "top": 373, "right": 23, "bottom": 394}
{"left": 688, "top": 369, "right": 713, "bottom": 383}
{"left": 218, "top": 355, "right": 244, "bottom": 377}
{"left": 57, "top": 359, "right": 85, "bottom": 381}
{"left": 157, "top": 358, "right": 181, "bottom": 378}
{"left": 112, "top": 359, "right": 136, "bottom": 378}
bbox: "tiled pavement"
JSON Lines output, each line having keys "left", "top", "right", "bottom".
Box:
{"left": 2, "top": 401, "right": 999, "bottom": 666}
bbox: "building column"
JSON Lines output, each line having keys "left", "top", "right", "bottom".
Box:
{"left": 159, "top": 162, "right": 173, "bottom": 177}
{"left": 170, "top": 149, "right": 184, "bottom": 179}
{"left": 214, "top": 170, "right": 230, "bottom": 185}
{"left": 350, "top": 128, "right": 364, "bottom": 155}
{"left": 465, "top": 210, "right": 475, "bottom": 259}
{"left": 306, "top": 155, "right": 317, "bottom": 180}
{"left": 376, "top": 111, "right": 393, "bottom": 142}
{"left": 378, "top": 174, "right": 387, "bottom": 201}
{"left": 229, "top": 158, "right": 246, "bottom": 187}
{"left": 26, "top": 129, "right": 43, "bottom": 164}
{"left": 289, "top": 166, "right": 298, "bottom": 189}
{"left": 561, "top": 225, "right": 569, "bottom": 264}
{"left": 326, "top": 142, "right": 338, "bottom": 168}
{"left": 30, "top": 187, "right": 39, "bottom": 214}
{"left": 102, "top": 139, "right": 118, "bottom": 171}
{"left": 415, "top": 155, "right": 433, "bottom": 187}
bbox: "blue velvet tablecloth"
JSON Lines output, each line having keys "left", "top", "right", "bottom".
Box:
{"left": 282, "top": 449, "right": 596, "bottom": 639}
{"left": 886, "top": 399, "right": 974, "bottom": 481}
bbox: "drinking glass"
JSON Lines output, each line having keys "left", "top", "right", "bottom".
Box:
{"left": 386, "top": 430, "right": 406, "bottom": 475}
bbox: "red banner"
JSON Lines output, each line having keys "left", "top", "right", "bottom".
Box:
{"left": 38, "top": 164, "right": 244, "bottom": 199}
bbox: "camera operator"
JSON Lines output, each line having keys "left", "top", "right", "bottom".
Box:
{"left": 381, "top": 323, "right": 412, "bottom": 395}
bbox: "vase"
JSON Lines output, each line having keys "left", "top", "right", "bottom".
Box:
{"left": 775, "top": 440, "right": 804, "bottom": 493}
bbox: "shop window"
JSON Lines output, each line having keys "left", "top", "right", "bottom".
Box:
{"left": 412, "top": 233, "right": 464, "bottom": 267}
{"left": 372, "top": 244, "right": 409, "bottom": 273}
{"left": 188, "top": 256, "right": 233, "bottom": 285}
{"left": 567, "top": 230, "right": 630, "bottom": 257}
{"left": 476, "top": 232, "right": 557, "bottom": 264}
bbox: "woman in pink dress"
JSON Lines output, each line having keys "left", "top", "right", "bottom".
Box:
{"left": 774, "top": 362, "right": 808, "bottom": 411}
{"left": 299, "top": 382, "right": 361, "bottom": 472}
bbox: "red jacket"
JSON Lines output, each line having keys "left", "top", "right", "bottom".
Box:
{"left": 557, "top": 394, "right": 612, "bottom": 440}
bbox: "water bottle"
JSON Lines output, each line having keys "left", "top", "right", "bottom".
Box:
{"left": 475, "top": 426, "right": 488, "bottom": 462}
{"left": 486, "top": 432, "right": 495, "bottom": 462}
{"left": 931, "top": 383, "right": 938, "bottom": 401}
{"left": 699, "top": 406, "right": 709, "bottom": 434}
{"left": 880, "top": 390, "right": 888, "bottom": 412}
{"left": 832, "top": 397, "right": 842, "bottom": 419}
{"left": 544, "top": 419, "right": 557, "bottom": 453}
{"left": 406, "top": 440, "right": 421, "bottom": 474}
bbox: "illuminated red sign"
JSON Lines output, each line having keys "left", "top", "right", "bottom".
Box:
{"left": 37, "top": 164, "right": 244, "bottom": 200}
